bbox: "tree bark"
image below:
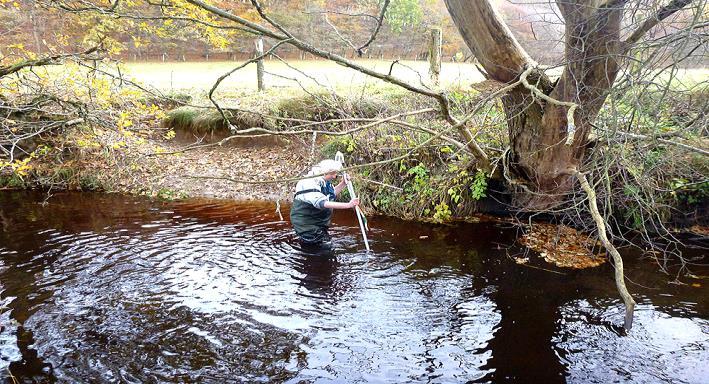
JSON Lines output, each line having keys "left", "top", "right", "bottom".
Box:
{"left": 443, "top": 0, "right": 534, "bottom": 83}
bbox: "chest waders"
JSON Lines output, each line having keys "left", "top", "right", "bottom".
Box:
{"left": 290, "top": 183, "right": 335, "bottom": 245}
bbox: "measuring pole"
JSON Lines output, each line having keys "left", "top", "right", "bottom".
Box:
{"left": 335, "top": 152, "right": 370, "bottom": 251}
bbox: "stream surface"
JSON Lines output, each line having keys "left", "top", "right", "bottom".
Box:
{"left": 1, "top": 191, "right": 707, "bottom": 383}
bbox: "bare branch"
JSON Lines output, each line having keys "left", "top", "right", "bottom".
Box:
{"left": 304, "top": 10, "right": 379, "bottom": 21}
{"left": 519, "top": 66, "right": 578, "bottom": 145}
{"left": 323, "top": 14, "right": 358, "bottom": 52}
{"left": 623, "top": 0, "right": 695, "bottom": 49}
{"left": 0, "top": 46, "right": 99, "bottom": 77}
{"left": 184, "top": 0, "right": 438, "bottom": 98}
{"left": 184, "top": 0, "right": 492, "bottom": 167}
{"left": 207, "top": 39, "right": 293, "bottom": 131}
{"left": 601, "top": 129, "right": 709, "bottom": 156}
{"left": 249, "top": 0, "right": 294, "bottom": 38}
{"left": 357, "top": 0, "right": 390, "bottom": 57}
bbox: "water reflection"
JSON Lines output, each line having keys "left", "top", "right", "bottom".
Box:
{"left": 292, "top": 251, "right": 340, "bottom": 296}
{"left": 0, "top": 191, "right": 707, "bottom": 383}
{"left": 557, "top": 300, "right": 709, "bottom": 383}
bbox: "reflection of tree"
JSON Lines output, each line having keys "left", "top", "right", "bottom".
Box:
{"left": 386, "top": 222, "right": 570, "bottom": 382}
{"left": 0, "top": 191, "right": 161, "bottom": 249}
{"left": 471, "top": 262, "right": 568, "bottom": 383}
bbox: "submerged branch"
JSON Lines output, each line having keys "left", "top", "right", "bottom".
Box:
{"left": 575, "top": 170, "right": 636, "bottom": 331}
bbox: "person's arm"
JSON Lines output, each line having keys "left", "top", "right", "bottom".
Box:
{"left": 323, "top": 198, "right": 359, "bottom": 209}
{"left": 334, "top": 175, "right": 348, "bottom": 196}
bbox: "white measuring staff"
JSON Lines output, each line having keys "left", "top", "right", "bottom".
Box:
{"left": 335, "top": 151, "right": 370, "bottom": 251}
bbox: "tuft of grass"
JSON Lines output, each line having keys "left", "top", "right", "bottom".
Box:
{"left": 276, "top": 92, "right": 344, "bottom": 121}
{"left": 191, "top": 110, "right": 228, "bottom": 133}
{"left": 0, "top": 174, "right": 27, "bottom": 189}
{"left": 140, "top": 92, "right": 192, "bottom": 109}
{"left": 163, "top": 107, "right": 266, "bottom": 134}
{"left": 275, "top": 91, "right": 389, "bottom": 123}
{"left": 163, "top": 107, "right": 201, "bottom": 131}
{"left": 78, "top": 174, "right": 103, "bottom": 191}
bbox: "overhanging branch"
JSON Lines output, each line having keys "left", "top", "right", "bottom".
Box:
{"left": 623, "top": 0, "right": 695, "bottom": 49}
{"left": 0, "top": 46, "right": 100, "bottom": 78}
{"left": 184, "top": 0, "right": 493, "bottom": 168}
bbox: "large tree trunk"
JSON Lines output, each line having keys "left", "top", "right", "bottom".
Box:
{"left": 444, "top": 0, "right": 624, "bottom": 209}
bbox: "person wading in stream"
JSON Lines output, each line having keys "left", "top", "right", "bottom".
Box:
{"left": 290, "top": 159, "right": 359, "bottom": 250}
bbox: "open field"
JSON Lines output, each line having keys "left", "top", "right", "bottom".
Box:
{"left": 117, "top": 59, "right": 487, "bottom": 92}
{"left": 113, "top": 60, "right": 707, "bottom": 94}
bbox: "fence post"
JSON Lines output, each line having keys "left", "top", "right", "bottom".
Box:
{"left": 255, "top": 35, "right": 265, "bottom": 91}
{"left": 429, "top": 27, "right": 442, "bottom": 86}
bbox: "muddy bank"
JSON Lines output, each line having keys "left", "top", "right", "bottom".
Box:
{"left": 0, "top": 127, "right": 311, "bottom": 202}
{"left": 143, "top": 135, "right": 310, "bottom": 201}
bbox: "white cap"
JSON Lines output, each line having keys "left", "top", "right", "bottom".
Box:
{"left": 308, "top": 159, "right": 342, "bottom": 176}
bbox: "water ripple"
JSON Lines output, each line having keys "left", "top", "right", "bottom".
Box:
{"left": 1, "top": 192, "right": 707, "bottom": 383}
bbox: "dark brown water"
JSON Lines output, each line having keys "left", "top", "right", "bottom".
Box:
{"left": 1, "top": 191, "right": 707, "bottom": 383}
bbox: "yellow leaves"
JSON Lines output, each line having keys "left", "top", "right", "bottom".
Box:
{"left": 119, "top": 119, "right": 134, "bottom": 129}
{"left": 206, "top": 32, "right": 230, "bottom": 50}
{"left": 117, "top": 111, "right": 135, "bottom": 130}
{"left": 2, "top": 158, "right": 32, "bottom": 176}
{"left": 154, "top": 26, "right": 170, "bottom": 39}
{"left": 55, "top": 34, "right": 70, "bottom": 47}
{"left": 107, "top": 43, "right": 124, "bottom": 56}
{"left": 76, "top": 138, "right": 101, "bottom": 148}
{"left": 0, "top": 0, "right": 19, "bottom": 9}
{"left": 132, "top": 36, "right": 145, "bottom": 49}
{"left": 1, "top": 146, "right": 52, "bottom": 177}
{"left": 163, "top": 130, "right": 176, "bottom": 140}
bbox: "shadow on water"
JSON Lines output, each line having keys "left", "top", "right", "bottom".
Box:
{"left": 1, "top": 191, "right": 707, "bottom": 383}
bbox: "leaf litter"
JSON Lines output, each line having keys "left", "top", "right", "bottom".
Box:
{"left": 519, "top": 223, "right": 607, "bottom": 269}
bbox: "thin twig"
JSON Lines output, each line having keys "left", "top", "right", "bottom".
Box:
{"left": 357, "top": 0, "right": 391, "bottom": 56}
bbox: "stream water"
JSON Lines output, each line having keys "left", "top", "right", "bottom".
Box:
{"left": 0, "top": 191, "right": 707, "bottom": 383}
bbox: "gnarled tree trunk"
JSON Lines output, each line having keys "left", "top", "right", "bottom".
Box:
{"left": 444, "top": 0, "right": 624, "bottom": 209}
